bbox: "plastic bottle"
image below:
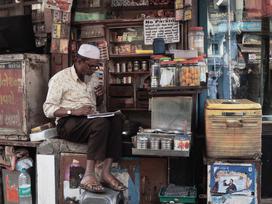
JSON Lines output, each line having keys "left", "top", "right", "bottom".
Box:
{"left": 18, "top": 169, "right": 32, "bottom": 204}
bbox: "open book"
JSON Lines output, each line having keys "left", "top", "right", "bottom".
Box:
{"left": 87, "top": 110, "right": 121, "bottom": 119}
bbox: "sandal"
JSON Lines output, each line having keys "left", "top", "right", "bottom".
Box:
{"left": 80, "top": 173, "right": 105, "bottom": 193}
{"left": 79, "top": 182, "right": 105, "bottom": 193}
{"left": 100, "top": 177, "right": 127, "bottom": 192}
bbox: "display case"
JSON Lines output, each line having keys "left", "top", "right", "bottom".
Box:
{"left": 106, "top": 25, "right": 151, "bottom": 111}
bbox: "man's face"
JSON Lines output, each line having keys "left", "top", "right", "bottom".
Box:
{"left": 82, "top": 59, "right": 100, "bottom": 76}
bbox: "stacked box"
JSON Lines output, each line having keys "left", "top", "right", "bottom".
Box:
{"left": 205, "top": 99, "right": 262, "bottom": 159}
{"left": 205, "top": 99, "right": 262, "bottom": 204}
{"left": 207, "top": 160, "right": 261, "bottom": 204}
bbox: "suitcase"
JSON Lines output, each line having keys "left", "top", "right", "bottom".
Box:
{"left": 205, "top": 99, "right": 262, "bottom": 159}
{"left": 80, "top": 188, "right": 124, "bottom": 204}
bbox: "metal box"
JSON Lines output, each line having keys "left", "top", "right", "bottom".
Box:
{"left": 80, "top": 188, "right": 124, "bottom": 204}
{"left": 207, "top": 160, "right": 261, "bottom": 204}
{"left": 0, "top": 54, "right": 49, "bottom": 139}
{"left": 205, "top": 99, "right": 262, "bottom": 159}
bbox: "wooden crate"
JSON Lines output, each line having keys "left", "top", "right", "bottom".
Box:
{"left": 205, "top": 99, "right": 262, "bottom": 159}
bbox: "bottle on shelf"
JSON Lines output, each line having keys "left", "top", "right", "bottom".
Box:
{"left": 151, "top": 57, "right": 160, "bottom": 88}
{"left": 127, "top": 61, "right": 133, "bottom": 72}
{"left": 18, "top": 168, "right": 32, "bottom": 204}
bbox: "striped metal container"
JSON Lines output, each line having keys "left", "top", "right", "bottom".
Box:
{"left": 205, "top": 99, "right": 262, "bottom": 159}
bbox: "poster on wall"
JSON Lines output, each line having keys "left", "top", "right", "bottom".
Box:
{"left": 144, "top": 18, "right": 180, "bottom": 45}
{"left": 44, "top": 0, "right": 73, "bottom": 12}
{"left": 208, "top": 162, "right": 257, "bottom": 204}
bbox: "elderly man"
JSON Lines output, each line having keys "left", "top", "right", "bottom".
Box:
{"left": 43, "top": 44, "right": 126, "bottom": 193}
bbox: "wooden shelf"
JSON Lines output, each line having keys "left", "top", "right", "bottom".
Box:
{"left": 111, "top": 4, "right": 174, "bottom": 11}
{"left": 149, "top": 86, "right": 207, "bottom": 95}
{"left": 109, "top": 40, "right": 144, "bottom": 44}
{"left": 0, "top": 140, "right": 41, "bottom": 148}
{"left": 32, "top": 19, "right": 45, "bottom": 23}
{"left": 110, "top": 54, "right": 151, "bottom": 58}
{"left": 72, "top": 18, "right": 143, "bottom": 26}
{"left": 0, "top": 0, "right": 38, "bottom": 9}
{"left": 109, "top": 71, "right": 150, "bottom": 75}
{"left": 132, "top": 148, "right": 190, "bottom": 157}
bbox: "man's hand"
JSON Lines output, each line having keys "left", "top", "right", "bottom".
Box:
{"left": 95, "top": 85, "right": 104, "bottom": 97}
{"left": 73, "top": 106, "right": 95, "bottom": 116}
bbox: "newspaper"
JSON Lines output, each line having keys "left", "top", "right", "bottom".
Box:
{"left": 87, "top": 110, "right": 121, "bottom": 119}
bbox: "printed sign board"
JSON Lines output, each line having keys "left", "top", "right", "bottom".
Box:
{"left": 0, "top": 63, "right": 23, "bottom": 130}
{"left": 208, "top": 162, "right": 257, "bottom": 204}
{"left": 44, "top": 0, "right": 73, "bottom": 12}
{"left": 144, "top": 18, "right": 180, "bottom": 45}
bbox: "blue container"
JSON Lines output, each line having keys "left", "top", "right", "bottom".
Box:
{"left": 153, "top": 38, "right": 165, "bottom": 54}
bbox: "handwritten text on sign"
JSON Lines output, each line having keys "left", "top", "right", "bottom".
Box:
{"left": 144, "top": 18, "right": 180, "bottom": 45}
{"left": 0, "top": 68, "right": 23, "bottom": 129}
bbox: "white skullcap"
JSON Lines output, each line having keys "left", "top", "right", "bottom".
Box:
{"left": 77, "top": 44, "right": 100, "bottom": 60}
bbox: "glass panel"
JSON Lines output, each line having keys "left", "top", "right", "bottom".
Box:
{"left": 207, "top": 0, "right": 271, "bottom": 108}
{"left": 151, "top": 96, "right": 192, "bottom": 131}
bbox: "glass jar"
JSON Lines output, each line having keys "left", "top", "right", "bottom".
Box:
{"left": 176, "top": 62, "right": 183, "bottom": 86}
{"left": 198, "top": 60, "right": 208, "bottom": 83}
{"left": 180, "top": 61, "right": 200, "bottom": 86}
{"left": 133, "top": 61, "right": 140, "bottom": 71}
{"left": 159, "top": 61, "right": 177, "bottom": 87}
{"left": 188, "top": 27, "right": 204, "bottom": 56}
{"left": 141, "top": 61, "right": 148, "bottom": 71}
{"left": 151, "top": 59, "right": 160, "bottom": 88}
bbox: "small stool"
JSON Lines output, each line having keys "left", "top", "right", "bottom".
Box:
{"left": 80, "top": 187, "right": 124, "bottom": 204}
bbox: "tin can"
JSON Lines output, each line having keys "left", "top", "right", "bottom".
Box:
{"left": 123, "top": 77, "right": 128, "bottom": 84}
{"left": 114, "top": 46, "right": 119, "bottom": 54}
{"left": 174, "top": 136, "right": 190, "bottom": 151}
{"left": 127, "top": 76, "right": 132, "bottom": 84}
{"left": 137, "top": 136, "right": 149, "bottom": 149}
{"left": 150, "top": 137, "right": 160, "bottom": 150}
{"left": 161, "top": 138, "right": 173, "bottom": 150}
